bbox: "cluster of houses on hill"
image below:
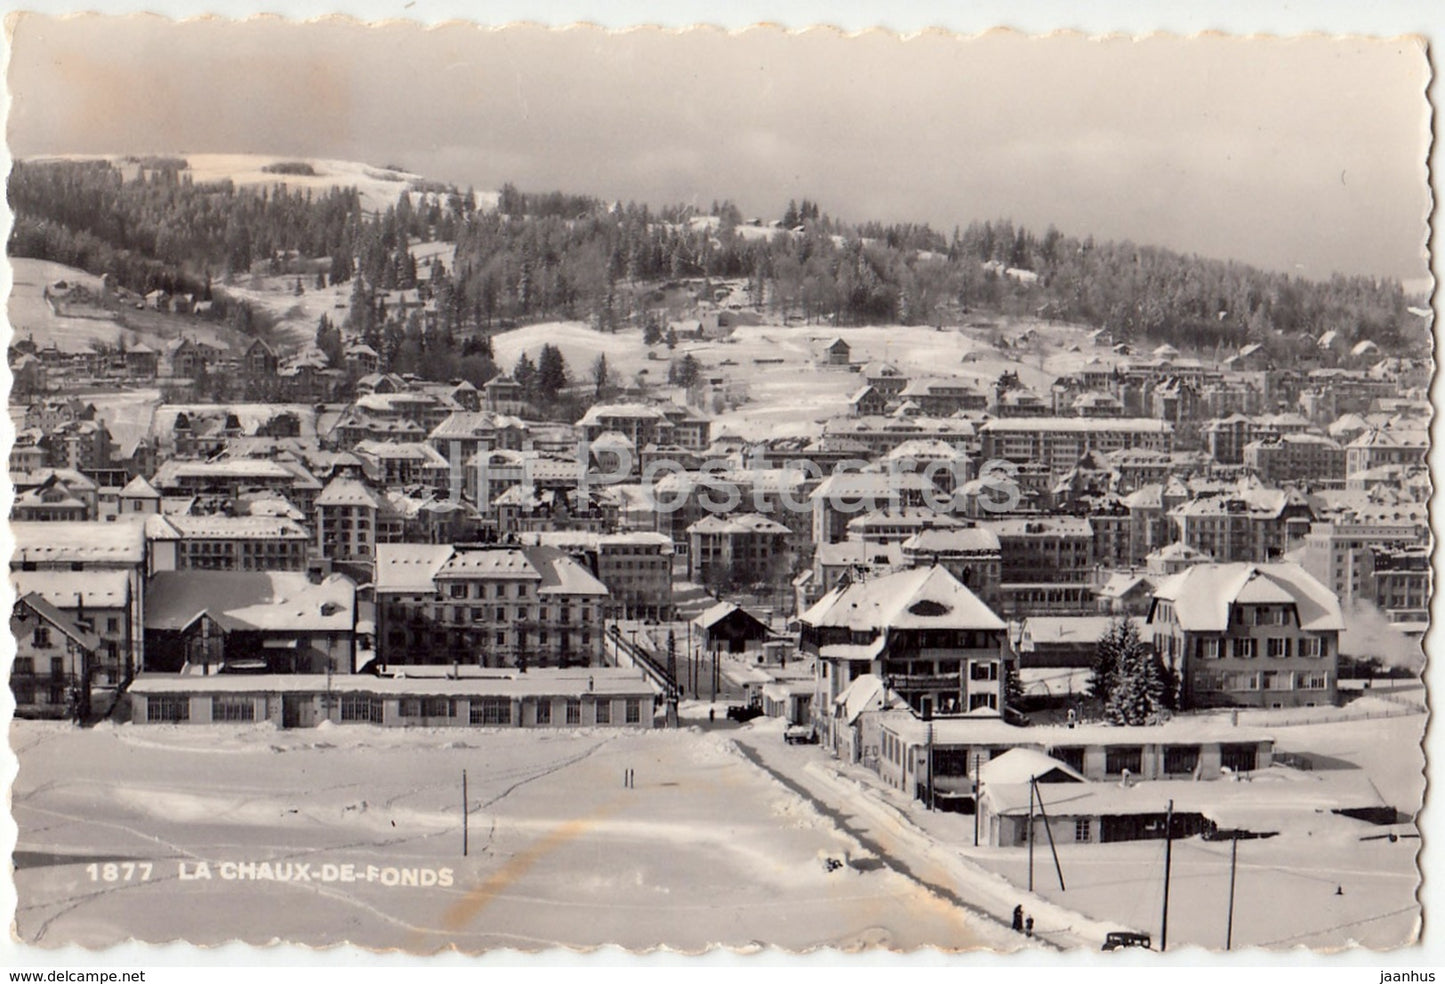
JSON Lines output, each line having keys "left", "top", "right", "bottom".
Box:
{"left": 7, "top": 317, "right": 1428, "bottom": 843}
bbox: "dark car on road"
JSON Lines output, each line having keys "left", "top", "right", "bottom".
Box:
{"left": 1101, "top": 931, "right": 1152, "bottom": 951}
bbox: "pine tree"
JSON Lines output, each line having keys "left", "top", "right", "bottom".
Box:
{"left": 592, "top": 353, "right": 611, "bottom": 398}
{"left": 537, "top": 344, "right": 568, "bottom": 401}
{"left": 1103, "top": 619, "right": 1167, "bottom": 726}
{"left": 1004, "top": 657, "right": 1024, "bottom": 714}
{"left": 1089, "top": 618, "right": 1125, "bottom": 702}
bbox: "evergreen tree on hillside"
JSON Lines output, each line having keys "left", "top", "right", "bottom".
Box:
{"left": 537, "top": 344, "right": 568, "bottom": 400}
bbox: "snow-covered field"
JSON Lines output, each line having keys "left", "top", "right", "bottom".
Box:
{"left": 11, "top": 721, "right": 1019, "bottom": 953}
{"left": 488, "top": 315, "right": 1111, "bottom": 441}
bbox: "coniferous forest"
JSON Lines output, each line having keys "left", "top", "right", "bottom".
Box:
{"left": 8, "top": 159, "right": 1425, "bottom": 371}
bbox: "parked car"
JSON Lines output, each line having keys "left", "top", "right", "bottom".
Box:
{"left": 784, "top": 725, "right": 817, "bottom": 745}
{"left": 1101, "top": 931, "right": 1152, "bottom": 951}
{"left": 726, "top": 704, "right": 763, "bottom": 722}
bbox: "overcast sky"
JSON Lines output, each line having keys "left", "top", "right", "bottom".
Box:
{"left": 6, "top": 16, "right": 1432, "bottom": 287}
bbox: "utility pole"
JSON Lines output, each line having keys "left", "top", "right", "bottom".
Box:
{"left": 972, "top": 752, "right": 980, "bottom": 847}
{"left": 1160, "top": 799, "right": 1175, "bottom": 952}
{"left": 1226, "top": 831, "right": 1239, "bottom": 950}
{"left": 1031, "top": 776, "right": 1066, "bottom": 891}
{"left": 1027, "top": 775, "right": 1035, "bottom": 891}
{"left": 462, "top": 769, "right": 469, "bottom": 857}
{"left": 924, "top": 705, "right": 935, "bottom": 812}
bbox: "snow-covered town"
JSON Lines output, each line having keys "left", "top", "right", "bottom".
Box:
{"left": 3, "top": 19, "right": 1434, "bottom": 964}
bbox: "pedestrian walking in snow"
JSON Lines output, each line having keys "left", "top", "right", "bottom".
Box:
{"left": 1012, "top": 905, "right": 1024, "bottom": 932}
{"left": 1025, "top": 915, "right": 1034, "bottom": 938}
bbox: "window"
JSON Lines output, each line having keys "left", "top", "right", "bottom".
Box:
{"left": 13, "top": 657, "right": 34, "bottom": 676}
{"left": 1105, "top": 746, "right": 1142, "bottom": 775}
{"left": 594, "top": 699, "right": 611, "bottom": 725}
{"left": 566, "top": 699, "right": 581, "bottom": 725}
{"left": 400, "top": 698, "right": 423, "bottom": 717}
{"left": 625, "top": 698, "right": 641, "bottom": 724}
{"left": 969, "top": 661, "right": 999, "bottom": 681}
{"left": 1232, "top": 638, "right": 1257, "bottom": 660}
{"left": 1199, "top": 638, "right": 1220, "bottom": 659}
{"left": 449, "top": 584, "right": 466, "bottom": 599}
{"left": 969, "top": 692, "right": 998, "bottom": 712}
{"left": 148, "top": 695, "right": 190, "bottom": 723}
{"left": 1300, "top": 637, "right": 1322, "bottom": 658}
{"left": 32, "top": 627, "right": 51, "bottom": 648}
{"left": 1274, "top": 607, "right": 1291, "bottom": 626}
{"left": 495, "top": 631, "right": 506, "bottom": 646}
{"left": 1253, "top": 606, "right": 1269, "bottom": 626}
{"left": 470, "top": 697, "right": 511, "bottom": 725}
{"left": 1074, "top": 819, "right": 1092, "bottom": 843}
{"left": 1300, "top": 672, "right": 1328, "bottom": 690}
{"left": 1267, "top": 638, "right": 1290, "bottom": 659}
{"left": 106, "top": 617, "right": 120, "bottom": 634}
{"left": 341, "top": 694, "right": 384, "bottom": 723}
{"left": 212, "top": 696, "right": 256, "bottom": 722}
{"left": 535, "top": 700, "right": 553, "bottom": 725}
{"left": 1164, "top": 745, "right": 1200, "bottom": 775}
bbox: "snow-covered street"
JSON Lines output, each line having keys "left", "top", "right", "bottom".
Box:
{"left": 11, "top": 720, "right": 1022, "bottom": 953}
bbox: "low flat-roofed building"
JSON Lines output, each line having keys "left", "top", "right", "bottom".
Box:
{"left": 872, "top": 710, "right": 1275, "bottom": 802}
{"left": 127, "top": 667, "right": 657, "bottom": 729}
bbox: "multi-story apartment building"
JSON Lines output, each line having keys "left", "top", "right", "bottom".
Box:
{"left": 1170, "top": 487, "right": 1315, "bottom": 564}
{"left": 314, "top": 477, "right": 382, "bottom": 562}
{"left": 375, "top": 544, "right": 609, "bottom": 670}
{"left": 1243, "top": 433, "right": 1346, "bottom": 488}
{"left": 1148, "top": 562, "right": 1342, "bottom": 709}
{"left": 1369, "top": 545, "right": 1430, "bottom": 625}
{"left": 11, "top": 521, "right": 147, "bottom": 675}
{"left": 1344, "top": 426, "right": 1429, "bottom": 478}
{"left": 146, "top": 515, "right": 311, "bottom": 573}
{"left": 427, "top": 411, "right": 529, "bottom": 500}
{"left": 1295, "top": 521, "right": 1421, "bottom": 609}
{"left": 979, "top": 418, "right": 1173, "bottom": 481}
{"left": 801, "top": 566, "right": 1009, "bottom": 746}
{"left": 898, "top": 527, "right": 1003, "bottom": 608}
{"left": 687, "top": 513, "right": 792, "bottom": 588}
{"left": 520, "top": 531, "right": 675, "bottom": 621}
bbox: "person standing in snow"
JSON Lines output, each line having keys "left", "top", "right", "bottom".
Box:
{"left": 1012, "top": 905, "right": 1024, "bottom": 932}
{"left": 1025, "top": 915, "right": 1034, "bottom": 938}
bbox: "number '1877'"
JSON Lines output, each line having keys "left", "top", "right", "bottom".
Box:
{"left": 86, "top": 862, "right": 153, "bottom": 882}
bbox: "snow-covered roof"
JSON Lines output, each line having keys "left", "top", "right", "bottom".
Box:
{"left": 801, "top": 565, "right": 1004, "bottom": 633}
{"left": 978, "top": 748, "right": 1087, "bottom": 785}
{"left": 878, "top": 709, "right": 1272, "bottom": 749}
{"left": 11, "top": 569, "right": 131, "bottom": 609}
{"left": 119, "top": 474, "right": 161, "bottom": 499}
{"left": 833, "top": 673, "right": 886, "bottom": 724}
{"left": 316, "top": 477, "right": 381, "bottom": 509}
{"left": 686, "top": 513, "right": 792, "bottom": 536}
{"left": 161, "top": 515, "right": 310, "bottom": 540}
{"left": 128, "top": 668, "right": 656, "bottom": 699}
{"left": 11, "top": 521, "right": 146, "bottom": 565}
{"left": 145, "top": 571, "right": 356, "bottom": 634}
{"left": 374, "top": 543, "right": 456, "bottom": 593}
{"left": 980, "top": 417, "right": 1171, "bottom": 434}
{"left": 1151, "top": 563, "right": 1344, "bottom": 633}
{"left": 693, "top": 601, "right": 771, "bottom": 632}
{"left": 1021, "top": 615, "right": 1149, "bottom": 648}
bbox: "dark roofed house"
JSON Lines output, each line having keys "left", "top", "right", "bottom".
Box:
{"left": 822, "top": 337, "right": 852, "bottom": 367}
{"left": 10, "top": 591, "right": 102, "bottom": 719}
{"left": 693, "top": 601, "right": 773, "bottom": 655}
{"left": 143, "top": 570, "right": 358, "bottom": 675}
